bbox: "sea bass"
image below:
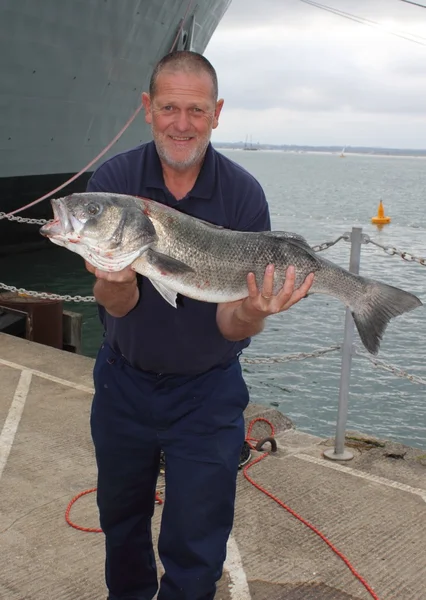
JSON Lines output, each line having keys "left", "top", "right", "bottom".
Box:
{"left": 39, "top": 192, "right": 422, "bottom": 355}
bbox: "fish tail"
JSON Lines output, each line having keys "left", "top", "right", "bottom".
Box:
{"left": 351, "top": 278, "right": 422, "bottom": 354}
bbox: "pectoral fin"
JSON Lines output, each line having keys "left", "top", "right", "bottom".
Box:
{"left": 149, "top": 278, "right": 178, "bottom": 308}
{"left": 147, "top": 249, "right": 195, "bottom": 275}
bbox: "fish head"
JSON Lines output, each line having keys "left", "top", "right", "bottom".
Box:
{"left": 39, "top": 192, "right": 158, "bottom": 271}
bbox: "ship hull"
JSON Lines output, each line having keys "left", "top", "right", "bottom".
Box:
{"left": 0, "top": 0, "right": 231, "bottom": 248}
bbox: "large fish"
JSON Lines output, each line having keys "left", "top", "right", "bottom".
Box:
{"left": 39, "top": 192, "right": 422, "bottom": 355}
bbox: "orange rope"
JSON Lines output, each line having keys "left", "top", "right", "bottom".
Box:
{"left": 65, "top": 488, "right": 102, "bottom": 533}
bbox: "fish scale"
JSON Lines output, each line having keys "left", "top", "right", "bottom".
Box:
{"left": 137, "top": 199, "right": 322, "bottom": 295}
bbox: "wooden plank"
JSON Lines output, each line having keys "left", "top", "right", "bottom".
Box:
{"left": 62, "top": 310, "right": 83, "bottom": 354}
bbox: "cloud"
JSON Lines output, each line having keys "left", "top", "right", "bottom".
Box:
{"left": 204, "top": 0, "right": 426, "bottom": 147}
{"left": 218, "top": 0, "right": 426, "bottom": 29}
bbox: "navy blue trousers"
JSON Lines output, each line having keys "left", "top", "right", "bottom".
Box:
{"left": 90, "top": 342, "right": 249, "bottom": 600}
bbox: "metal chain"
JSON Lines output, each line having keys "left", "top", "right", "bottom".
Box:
{"left": 0, "top": 232, "right": 348, "bottom": 308}
{"left": 2, "top": 214, "right": 349, "bottom": 250}
{"left": 0, "top": 276, "right": 424, "bottom": 385}
{"left": 2, "top": 213, "right": 424, "bottom": 268}
{"left": 0, "top": 282, "right": 95, "bottom": 303}
{"left": 241, "top": 344, "right": 426, "bottom": 386}
{"left": 364, "top": 236, "right": 426, "bottom": 266}
{"left": 0, "top": 212, "right": 51, "bottom": 225}
{"left": 240, "top": 345, "right": 341, "bottom": 364}
{"left": 354, "top": 348, "right": 426, "bottom": 385}
{"left": 311, "top": 234, "right": 349, "bottom": 252}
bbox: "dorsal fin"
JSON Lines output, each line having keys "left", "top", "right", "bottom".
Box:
{"left": 197, "top": 218, "right": 225, "bottom": 230}
{"left": 261, "top": 230, "right": 322, "bottom": 264}
{"left": 261, "top": 230, "right": 312, "bottom": 249}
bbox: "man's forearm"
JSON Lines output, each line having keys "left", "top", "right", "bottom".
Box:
{"left": 93, "top": 279, "right": 139, "bottom": 317}
{"left": 216, "top": 301, "right": 265, "bottom": 341}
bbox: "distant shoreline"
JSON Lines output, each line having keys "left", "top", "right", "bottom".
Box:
{"left": 213, "top": 143, "right": 426, "bottom": 158}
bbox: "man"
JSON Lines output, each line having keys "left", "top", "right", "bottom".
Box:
{"left": 86, "top": 51, "right": 313, "bottom": 600}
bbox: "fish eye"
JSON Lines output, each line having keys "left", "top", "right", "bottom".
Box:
{"left": 87, "top": 203, "right": 100, "bottom": 216}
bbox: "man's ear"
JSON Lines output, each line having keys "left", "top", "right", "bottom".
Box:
{"left": 213, "top": 98, "right": 224, "bottom": 129}
{"left": 142, "top": 92, "right": 152, "bottom": 125}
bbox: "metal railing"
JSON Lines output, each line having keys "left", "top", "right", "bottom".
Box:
{"left": 322, "top": 227, "right": 362, "bottom": 460}
{"left": 242, "top": 228, "right": 426, "bottom": 459}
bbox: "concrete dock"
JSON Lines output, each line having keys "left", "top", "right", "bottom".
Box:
{"left": 1, "top": 332, "right": 425, "bottom": 600}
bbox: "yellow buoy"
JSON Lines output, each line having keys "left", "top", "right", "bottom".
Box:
{"left": 371, "top": 200, "right": 391, "bottom": 225}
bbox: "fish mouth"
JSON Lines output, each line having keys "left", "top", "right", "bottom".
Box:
{"left": 40, "top": 198, "right": 72, "bottom": 238}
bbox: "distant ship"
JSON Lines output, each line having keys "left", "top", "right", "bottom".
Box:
{"left": 243, "top": 134, "right": 259, "bottom": 151}
{"left": 0, "top": 0, "right": 232, "bottom": 250}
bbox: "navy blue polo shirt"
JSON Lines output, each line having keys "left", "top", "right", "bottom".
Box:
{"left": 86, "top": 141, "right": 271, "bottom": 375}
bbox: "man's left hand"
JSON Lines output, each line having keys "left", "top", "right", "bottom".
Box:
{"left": 237, "top": 264, "right": 314, "bottom": 322}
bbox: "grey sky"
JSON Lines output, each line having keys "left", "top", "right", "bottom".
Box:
{"left": 203, "top": 0, "right": 426, "bottom": 148}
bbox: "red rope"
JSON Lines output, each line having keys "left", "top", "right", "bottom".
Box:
{"left": 65, "top": 488, "right": 163, "bottom": 533}
{"left": 244, "top": 419, "right": 380, "bottom": 600}
{"left": 65, "top": 488, "right": 102, "bottom": 533}
{"left": 65, "top": 417, "right": 379, "bottom": 599}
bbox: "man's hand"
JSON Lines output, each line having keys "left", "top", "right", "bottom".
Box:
{"left": 85, "top": 261, "right": 139, "bottom": 317}
{"left": 236, "top": 264, "right": 314, "bottom": 322}
{"left": 85, "top": 261, "right": 136, "bottom": 284}
{"left": 216, "top": 265, "right": 314, "bottom": 342}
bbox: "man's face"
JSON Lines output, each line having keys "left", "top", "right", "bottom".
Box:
{"left": 142, "top": 70, "right": 224, "bottom": 171}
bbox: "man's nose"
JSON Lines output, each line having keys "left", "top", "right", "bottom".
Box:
{"left": 174, "top": 111, "right": 191, "bottom": 132}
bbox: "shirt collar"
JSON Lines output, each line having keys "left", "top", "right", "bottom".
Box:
{"left": 144, "top": 141, "right": 216, "bottom": 200}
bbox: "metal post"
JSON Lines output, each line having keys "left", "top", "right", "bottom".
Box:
{"left": 324, "top": 226, "right": 363, "bottom": 461}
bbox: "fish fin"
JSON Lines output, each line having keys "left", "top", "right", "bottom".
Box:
{"left": 352, "top": 278, "right": 422, "bottom": 355}
{"left": 197, "top": 218, "right": 225, "bottom": 229}
{"left": 147, "top": 249, "right": 195, "bottom": 275}
{"left": 261, "top": 231, "right": 312, "bottom": 249}
{"left": 149, "top": 278, "right": 178, "bottom": 308}
{"left": 262, "top": 231, "right": 322, "bottom": 264}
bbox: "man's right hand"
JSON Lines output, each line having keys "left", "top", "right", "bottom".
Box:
{"left": 85, "top": 261, "right": 139, "bottom": 317}
{"left": 85, "top": 261, "right": 137, "bottom": 284}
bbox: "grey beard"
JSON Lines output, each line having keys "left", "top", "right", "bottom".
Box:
{"left": 151, "top": 128, "right": 210, "bottom": 171}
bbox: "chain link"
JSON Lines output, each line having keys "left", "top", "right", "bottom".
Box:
{"left": 240, "top": 345, "right": 341, "bottom": 364}
{"left": 354, "top": 349, "right": 426, "bottom": 386}
{"left": 0, "top": 283, "right": 95, "bottom": 303}
{"left": 364, "top": 236, "right": 426, "bottom": 266}
{"left": 311, "top": 234, "right": 349, "bottom": 252}
{"left": 0, "top": 212, "right": 51, "bottom": 225}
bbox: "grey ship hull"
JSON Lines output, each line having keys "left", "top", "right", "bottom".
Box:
{"left": 0, "top": 0, "right": 231, "bottom": 249}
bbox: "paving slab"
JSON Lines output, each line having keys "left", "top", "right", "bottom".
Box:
{"left": 1, "top": 333, "right": 425, "bottom": 600}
